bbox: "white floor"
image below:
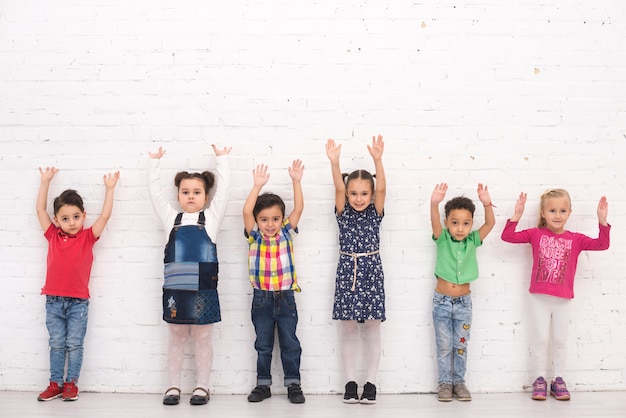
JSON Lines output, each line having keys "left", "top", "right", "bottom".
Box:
{"left": 2, "top": 391, "right": 625, "bottom": 418}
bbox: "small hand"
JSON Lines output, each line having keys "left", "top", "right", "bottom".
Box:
{"left": 212, "top": 144, "right": 232, "bottom": 156}
{"left": 103, "top": 171, "right": 120, "bottom": 189}
{"left": 325, "top": 138, "right": 341, "bottom": 162}
{"left": 514, "top": 192, "right": 527, "bottom": 218}
{"left": 477, "top": 183, "right": 492, "bottom": 206}
{"left": 148, "top": 146, "right": 166, "bottom": 159}
{"left": 39, "top": 166, "right": 59, "bottom": 182}
{"left": 431, "top": 183, "right": 448, "bottom": 205}
{"left": 597, "top": 195, "right": 608, "bottom": 222}
{"left": 288, "top": 159, "right": 304, "bottom": 182}
{"left": 367, "top": 135, "right": 384, "bottom": 160}
{"left": 252, "top": 164, "right": 270, "bottom": 187}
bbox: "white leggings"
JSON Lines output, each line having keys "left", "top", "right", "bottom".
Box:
{"left": 341, "top": 320, "right": 381, "bottom": 384}
{"left": 167, "top": 323, "right": 213, "bottom": 390}
{"left": 528, "top": 293, "right": 572, "bottom": 379}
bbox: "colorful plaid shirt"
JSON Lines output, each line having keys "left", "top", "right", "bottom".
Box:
{"left": 245, "top": 219, "right": 299, "bottom": 291}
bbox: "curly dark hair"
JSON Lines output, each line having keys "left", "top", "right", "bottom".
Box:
{"left": 444, "top": 196, "right": 475, "bottom": 218}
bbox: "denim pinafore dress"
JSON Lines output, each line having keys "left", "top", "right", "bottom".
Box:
{"left": 162, "top": 212, "right": 220, "bottom": 324}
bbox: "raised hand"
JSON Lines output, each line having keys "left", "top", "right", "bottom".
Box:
{"left": 325, "top": 138, "right": 341, "bottom": 163}
{"left": 477, "top": 183, "right": 492, "bottom": 206}
{"left": 103, "top": 171, "right": 120, "bottom": 189}
{"left": 288, "top": 159, "right": 304, "bottom": 182}
{"left": 212, "top": 144, "right": 232, "bottom": 156}
{"left": 252, "top": 164, "right": 270, "bottom": 188}
{"left": 431, "top": 183, "right": 448, "bottom": 205}
{"left": 367, "top": 135, "right": 384, "bottom": 160}
{"left": 148, "top": 146, "right": 166, "bottom": 159}
{"left": 514, "top": 192, "right": 527, "bottom": 219}
{"left": 39, "top": 166, "right": 59, "bottom": 182}
{"left": 597, "top": 195, "right": 608, "bottom": 224}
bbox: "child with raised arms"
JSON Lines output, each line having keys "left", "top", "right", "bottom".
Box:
{"left": 430, "top": 183, "right": 495, "bottom": 402}
{"left": 325, "top": 135, "right": 386, "bottom": 404}
{"left": 148, "top": 144, "right": 231, "bottom": 406}
{"left": 36, "top": 167, "right": 119, "bottom": 402}
{"left": 243, "top": 160, "right": 306, "bottom": 404}
{"left": 501, "top": 189, "right": 610, "bottom": 401}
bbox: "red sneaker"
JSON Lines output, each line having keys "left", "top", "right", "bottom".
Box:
{"left": 38, "top": 381, "right": 63, "bottom": 401}
{"left": 62, "top": 381, "right": 79, "bottom": 401}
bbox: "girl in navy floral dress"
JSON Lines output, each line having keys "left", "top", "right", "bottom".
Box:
{"left": 325, "top": 136, "right": 386, "bottom": 405}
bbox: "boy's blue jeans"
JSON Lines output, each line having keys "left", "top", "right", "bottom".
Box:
{"left": 251, "top": 289, "right": 302, "bottom": 386}
{"left": 432, "top": 291, "right": 472, "bottom": 385}
{"left": 45, "top": 296, "right": 89, "bottom": 384}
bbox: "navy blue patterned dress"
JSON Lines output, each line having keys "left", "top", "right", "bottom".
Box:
{"left": 332, "top": 202, "right": 385, "bottom": 322}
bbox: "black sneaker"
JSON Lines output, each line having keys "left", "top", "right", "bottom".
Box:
{"left": 360, "top": 382, "right": 377, "bottom": 404}
{"left": 343, "top": 381, "right": 358, "bottom": 404}
{"left": 287, "top": 383, "right": 306, "bottom": 404}
{"left": 247, "top": 385, "right": 271, "bottom": 402}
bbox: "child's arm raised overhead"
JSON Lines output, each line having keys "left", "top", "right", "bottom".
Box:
{"left": 36, "top": 167, "right": 58, "bottom": 232}
{"left": 430, "top": 183, "right": 447, "bottom": 240}
{"left": 368, "top": 135, "right": 386, "bottom": 216}
{"left": 287, "top": 159, "right": 304, "bottom": 229}
{"left": 243, "top": 164, "right": 270, "bottom": 235}
{"left": 597, "top": 195, "right": 608, "bottom": 227}
{"left": 91, "top": 171, "right": 120, "bottom": 239}
{"left": 476, "top": 183, "right": 496, "bottom": 241}
{"left": 325, "top": 138, "right": 346, "bottom": 214}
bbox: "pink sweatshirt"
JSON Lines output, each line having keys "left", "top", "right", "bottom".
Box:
{"left": 501, "top": 220, "right": 610, "bottom": 299}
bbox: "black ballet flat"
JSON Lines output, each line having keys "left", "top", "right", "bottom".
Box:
{"left": 190, "top": 387, "right": 210, "bottom": 405}
{"left": 162, "top": 387, "right": 181, "bottom": 405}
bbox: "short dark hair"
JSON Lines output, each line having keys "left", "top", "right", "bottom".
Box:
{"left": 444, "top": 196, "right": 475, "bottom": 218}
{"left": 342, "top": 169, "right": 375, "bottom": 193}
{"left": 174, "top": 171, "right": 215, "bottom": 194}
{"left": 53, "top": 189, "right": 85, "bottom": 215}
{"left": 253, "top": 192, "right": 286, "bottom": 219}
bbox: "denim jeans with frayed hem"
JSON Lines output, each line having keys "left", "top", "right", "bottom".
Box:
{"left": 432, "top": 290, "right": 472, "bottom": 385}
{"left": 45, "top": 296, "right": 89, "bottom": 384}
{"left": 251, "top": 289, "right": 302, "bottom": 386}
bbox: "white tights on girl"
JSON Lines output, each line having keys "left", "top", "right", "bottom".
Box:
{"left": 529, "top": 293, "right": 572, "bottom": 379}
{"left": 341, "top": 319, "right": 381, "bottom": 384}
{"left": 166, "top": 323, "right": 213, "bottom": 396}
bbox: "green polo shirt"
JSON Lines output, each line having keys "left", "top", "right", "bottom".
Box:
{"left": 433, "top": 229, "right": 482, "bottom": 284}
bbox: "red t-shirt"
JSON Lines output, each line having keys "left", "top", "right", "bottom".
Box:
{"left": 41, "top": 223, "right": 98, "bottom": 299}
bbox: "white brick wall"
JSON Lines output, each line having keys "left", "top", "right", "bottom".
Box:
{"left": 1, "top": 1, "right": 625, "bottom": 394}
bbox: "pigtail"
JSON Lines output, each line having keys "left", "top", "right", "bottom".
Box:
{"left": 201, "top": 171, "right": 215, "bottom": 191}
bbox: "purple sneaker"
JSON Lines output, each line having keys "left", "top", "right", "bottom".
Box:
{"left": 531, "top": 376, "right": 547, "bottom": 401}
{"left": 550, "top": 377, "right": 571, "bottom": 401}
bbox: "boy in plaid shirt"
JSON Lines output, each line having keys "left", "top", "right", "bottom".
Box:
{"left": 243, "top": 160, "right": 305, "bottom": 404}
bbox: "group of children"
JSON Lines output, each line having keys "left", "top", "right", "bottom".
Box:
{"left": 35, "top": 137, "right": 611, "bottom": 406}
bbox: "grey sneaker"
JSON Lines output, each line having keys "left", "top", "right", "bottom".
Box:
{"left": 453, "top": 383, "right": 472, "bottom": 401}
{"left": 437, "top": 383, "right": 453, "bottom": 402}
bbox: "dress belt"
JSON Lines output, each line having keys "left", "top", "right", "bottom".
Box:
{"left": 340, "top": 250, "right": 380, "bottom": 291}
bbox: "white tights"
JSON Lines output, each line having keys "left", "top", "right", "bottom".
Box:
{"left": 167, "top": 323, "right": 213, "bottom": 395}
{"left": 341, "top": 320, "right": 381, "bottom": 384}
{"left": 529, "top": 293, "right": 572, "bottom": 379}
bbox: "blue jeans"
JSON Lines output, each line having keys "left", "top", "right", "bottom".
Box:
{"left": 432, "top": 291, "right": 472, "bottom": 385}
{"left": 251, "top": 289, "right": 302, "bottom": 386}
{"left": 45, "top": 296, "right": 89, "bottom": 384}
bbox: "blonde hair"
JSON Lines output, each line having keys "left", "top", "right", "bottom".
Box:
{"left": 538, "top": 188, "right": 571, "bottom": 228}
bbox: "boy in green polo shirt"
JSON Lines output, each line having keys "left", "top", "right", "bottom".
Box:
{"left": 429, "top": 183, "right": 495, "bottom": 402}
